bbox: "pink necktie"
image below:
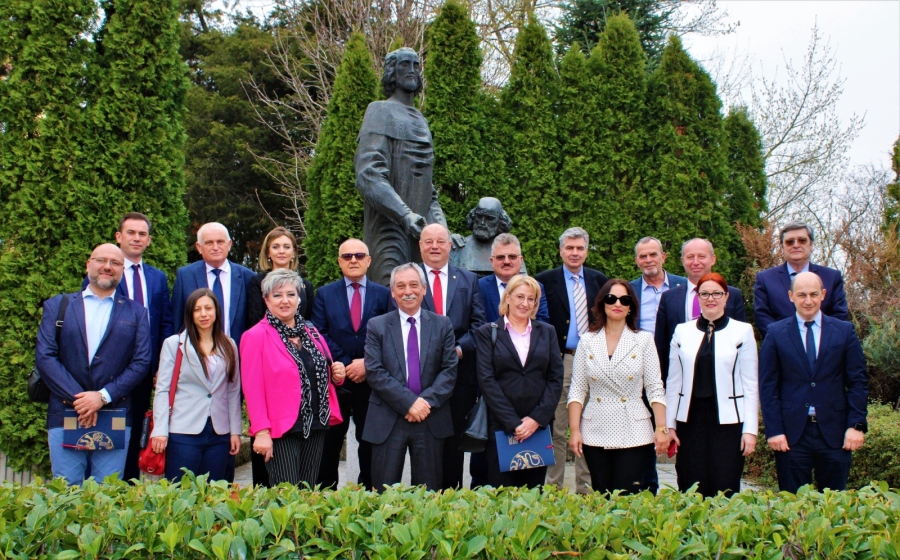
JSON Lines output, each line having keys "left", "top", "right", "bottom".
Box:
{"left": 350, "top": 282, "right": 362, "bottom": 331}
{"left": 691, "top": 288, "right": 701, "bottom": 320}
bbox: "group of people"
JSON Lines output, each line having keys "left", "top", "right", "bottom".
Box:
{"left": 35, "top": 213, "right": 868, "bottom": 497}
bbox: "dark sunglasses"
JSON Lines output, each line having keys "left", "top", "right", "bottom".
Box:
{"left": 602, "top": 294, "right": 634, "bottom": 306}
{"left": 340, "top": 252, "right": 369, "bottom": 261}
{"left": 784, "top": 237, "right": 810, "bottom": 246}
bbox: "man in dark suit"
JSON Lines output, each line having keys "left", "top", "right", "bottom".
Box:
{"left": 479, "top": 233, "right": 550, "bottom": 324}
{"left": 418, "top": 223, "right": 486, "bottom": 489}
{"left": 363, "top": 263, "right": 458, "bottom": 490}
{"left": 534, "top": 227, "right": 608, "bottom": 494}
{"left": 759, "top": 271, "right": 867, "bottom": 492}
{"left": 629, "top": 236, "right": 686, "bottom": 335}
{"left": 36, "top": 244, "right": 152, "bottom": 485}
{"left": 171, "top": 222, "right": 255, "bottom": 345}
{"left": 654, "top": 238, "right": 747, "bottom": 379}
{"left": 754, "top": 221, "right": 848, "bottom": 338}
{"left": 312, "top": 238, "right": 392, "bottom": 489}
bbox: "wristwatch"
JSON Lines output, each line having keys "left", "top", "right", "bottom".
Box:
{"left": 853, "top": 422, "right": 868, "bottom": 434}
{"left": 656, "top": 426, "right": 669, "bottom": 434}
{"left": 99, "top": 392, "right": 109, "bottom": 406}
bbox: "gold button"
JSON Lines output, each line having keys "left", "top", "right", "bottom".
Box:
{"left": 621, "top": 397, "right": 627, "bottom": 402}
{"left": 589, "top": 354, "right": 594, "bottom": 359}
{"left": 631, "top": 354, "right": 636, "bottom": 359}
{"left": 596, "top": 397, "right": 601, "bottom": 402}
{"left": 628, "top": 376, "right": 633, "bottom": 381}
{"left": 591, "top": 377, "right": 597, "bottom": 381}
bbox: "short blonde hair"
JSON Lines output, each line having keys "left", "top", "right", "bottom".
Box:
{"left": 498, "top": 275, "right": 541, "bottom": 320}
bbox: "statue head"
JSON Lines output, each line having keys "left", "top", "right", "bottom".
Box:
{"left": 466, "top": 197, "right": 512, "bottom": 243}
{"left": 382, "top": 47, "right": 423, "bottom": 98}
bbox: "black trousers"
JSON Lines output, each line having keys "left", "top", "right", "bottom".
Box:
{"left": 774, "top": 418, "right": 852, "bottom": 493}
{"left": 441, "top": 382, "right": 477, "bottom": 490}
{"left": 371, "top": 418, "right": 444, "bottom": 491}
{"left": 582, "top": 443, "right": 654, "bottom": 495}
{"left": 675, "top": 396, "right": 744, "bottom": 498}
{"left": 124, "top": 373, "right": 154, "bottom": 481}
{"left": 484, "top": 432, "right": 547, "bottom": 488}
{"left": 317, "top": 380, "right": 374, "bottom": 489}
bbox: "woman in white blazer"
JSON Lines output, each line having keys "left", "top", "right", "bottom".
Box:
{"left": 568, "top": 279, "right": 668, "bottom": 494}
{"left": 150, "top": 288, "right": 242, "bottom": 482}
{"left": 667, "top": 273, "right": 758, "bottom": 498}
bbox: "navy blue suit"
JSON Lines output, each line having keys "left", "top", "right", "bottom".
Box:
{"left": 171, "top": 260, "right": 255, "bottom": 345}
{"left": 654, "top": 283, "right": 747, "bottom": 382}
{"left": 759, "top": 314, "right": 868, "bottom": 492}
{"left": 311, "top": 277, "right": 392, "bottom": 489}
{"left": 420, "top": 263, "right": 486, "bottom": 488}
{"left": 753, "top": 263, "right": 848, "bottom": 338}
{"left": 478, "top": 274, "right": 550, "bottom": 324}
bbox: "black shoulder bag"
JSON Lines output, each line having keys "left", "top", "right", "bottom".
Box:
{"left": 28, "top": 295, "right": 69, "bottom": 403}
{"left": 459, "top": 323, "right": 498, "bottom": 453}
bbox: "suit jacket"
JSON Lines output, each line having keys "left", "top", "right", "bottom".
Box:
{"left": 666, "top": 319, "right": 759, "bottom": 434}
{"left": 171, "top": 260, "right": 255, "bottom": 345}
{"left": 419, "top": 263, "right": 486, "bottom": 385}
{"left": 311, "top": 277, "right": 392, "bottom": 365}
{"left": 753, "top": 263, "right": 849, "bottom": 338}
{"left": 629, "top": 271, "right": 687, "bottom": 303}
{"left": 474, "top": 321, "right": 563, "bottom": 434}
{"left": 568, "top": 328, "right": 665, "bottom": 448}
{"left": 534, "top": 266, "right": 609, "bottom": 352}
{"left": 362, "top": 309, "right": 458, "bottom": 444}
{"left": 151, "top": 333, "right": 242, "bottom": 438}
{"left": 35, "top": 292, "right": 151, "bottom": 429}
{"left": 654, "top": 284, "right": 747, "bottom": 381}
{"left": 759, "top": 315, "right": 867, "bottom": 449}
{"left": 478, "top": 274, "right": 550, "bottom": 324}
{"left": 247, "top": 272, "right": 315, "bottom": 326}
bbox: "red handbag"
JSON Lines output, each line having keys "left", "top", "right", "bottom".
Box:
{"left": 138, "top": 344, "right": 183, "bottom": 475}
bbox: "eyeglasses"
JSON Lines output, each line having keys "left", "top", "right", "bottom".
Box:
{"left": 509, "top": 294, "right": 536, "bottom": 305}
{"left": 602, "top": 294, "right": 634, "bottom": 306}
{"left": 340, "top": 253, "right": 369, "bottom": 261}
{"left": 784, "top": 237, "right": 810, "bottom": 246}
{"left": 492, "top": 254, "right": 521, "bottom": 261}
{"left": 421, "top": 239, "right": 449, "bottom": 246}
{"left": 90, "top": 257, "right": 125, "bottom": 268}
{"left": 698, "top": 291, "right": 726, "bottom": 300}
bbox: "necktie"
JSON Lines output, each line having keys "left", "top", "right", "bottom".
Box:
{"left": 131, "top": 263, "right": 144, "bottom": 307}
{"left": 211, "top": 269, "right": 225, "bottom": 310}
{"left": 350, "top": 282, "right": 362, "bottom": 332}
{"left": 691, "top": 288, "right": 701, "bottom": 320}
{"left": 407, "top": 317, "right": 421, "bottom": 394}
{"left": 805, "top": 320, "right": 817, "bottom": 370}
{"left": 573, "top": 275, "right": 588, "bottom": 335}
{"left": 500, "top": 282, "right": 507, "bottom": 297}
{"left": 431, "top": 269, "right": 443, "bottom": 315}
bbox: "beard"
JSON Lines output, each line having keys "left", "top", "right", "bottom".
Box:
{"left": 89, "top": 271, "right": 120, "bottom": 291}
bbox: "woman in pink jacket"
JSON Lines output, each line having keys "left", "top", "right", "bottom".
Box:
{"left": 240, "top": 269, "right": 346, "bottom": 486}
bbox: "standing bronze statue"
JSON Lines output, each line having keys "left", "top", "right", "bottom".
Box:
{"left": 355, "top": 47, "right": 448, "bottom": 285}
{"left": 451, "top": 197, "right": 524, "bottom": 276}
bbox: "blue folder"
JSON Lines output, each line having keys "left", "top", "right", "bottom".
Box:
{"left": 62, "top": 408, "right": 127, "bottom": 450}
{"left": 495, "top": 427, "right": 556, "bottom": 472}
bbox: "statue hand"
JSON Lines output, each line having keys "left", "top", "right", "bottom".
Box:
{"left": 403, "top": 213, "right": 427, "bottom": 238}
{"left": 450, "top": 233, "right": 466, "bottom": 249}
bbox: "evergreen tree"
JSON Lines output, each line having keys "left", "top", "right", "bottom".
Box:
{"left": 644, "top": 35, "right": 740, "bottom": 279}
{"left": 303, "top": 32, "right": 376, "bottom": 286}
{"left": 723, "top": 106, "right": 767, "bottom": 229}
{"left": 883, "top": 137, "right": 900, "bottom": 236}
{"left": 424, "top": 0, "right": 497, "bottom": 234}
{"left": 499, "top": 16, "right": 561, "bottom": 271}
{"left": 0, "top": 0, "right": 103, "bottom": 472}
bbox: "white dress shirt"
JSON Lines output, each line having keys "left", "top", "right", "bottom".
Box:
{"left": 426, "top": 264, "right": 449, "bottom": 315}
{"left": 122, "top": 257, "right": 149, "bottom": 309}
{"left": 685, "top": 281, "right": 699, "bottom": 322}
{"left": 205, "top": 260, "right": 232, "bottom": 335}
{"left": 398, "top": 308, "right": 423, "bottom": 381}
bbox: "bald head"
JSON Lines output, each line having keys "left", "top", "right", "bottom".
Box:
{"left": 86, "top": 243, "right": 126, "bottom": 296}
{"left": 420, "top": 223, "right": 451, "bottom": 269}
{"left": 789, "top": 271, "right": 826, "bottom": 322}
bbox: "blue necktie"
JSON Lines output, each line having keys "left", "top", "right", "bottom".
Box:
{"left": 211, "top": 269, "right": 225, "bottom": 310}
{"left": 804, "top": 320, "right": 816, "bottom": 370}
{"left": 407, "top": 317, "right": 421, "bottom": 395}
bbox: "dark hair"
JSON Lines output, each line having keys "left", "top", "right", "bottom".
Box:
{"left": 183, "top": 288, "right": 238, "bottom": 383}
{"left": 118, "top": 212, "right": 151, "bottom": 234}
{"left": 589, "top": 278, "right": 639, "bottom": 333}
{"left": 696, "top": 272, "right": 728, "bottom": 292}
{"left": 779, "top": 221, "right": 814, "bottom": 244}
{"left": 382, "top": 48, "right": 423, "bottom": 98}
{"left": 258, "top": 226, "right": 298, "bottom": 272}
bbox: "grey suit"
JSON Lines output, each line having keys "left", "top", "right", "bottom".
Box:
{"left": 151, "top": 334, "right": 242, "bottom": 437}
{"left": 362, "top": 309, "right": 458, "bottom": 489}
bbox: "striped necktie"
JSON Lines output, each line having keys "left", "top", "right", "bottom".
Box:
{"left": 573, "top": 275, "right": 588, "bottom": 334}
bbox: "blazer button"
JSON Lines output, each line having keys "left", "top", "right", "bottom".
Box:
{"left": 628, "top": 376, "right": 633, "bottom": 381}
{"left": 811, "top": 382, "right": 816, "bottom": 387}
{"left": 207, "top": 394, "right": 212, "bottom": 398}
{"left": 631, "top": 354, "right": 636, "bottom": 359}
{"left": 621, "top": 397, "right": 627, "bottom": 402}
{"left": 591, "top": 377, "right": 597, "bottom": 381}
{"left": 596, "top": 397, "right": 601, "bottom": 402}
{"left": 588, "top": 354, "right": 593, "bottom": 359}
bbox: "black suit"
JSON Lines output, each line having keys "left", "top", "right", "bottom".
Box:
{"left": 654, "top": 284, "right": 747, "bottom": 382}
{"left": 475, "top": 321, "right": 563, "bottom": 487}
{"left": 419, "top": 263, "right": 487, "bottom": 488}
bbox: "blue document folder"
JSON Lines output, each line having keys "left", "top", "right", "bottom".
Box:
{"left": 62, "top": 408, "right": 127, "bottom": 450}
{"left": 495, "top": 427, "right": 555, "bottom": 472}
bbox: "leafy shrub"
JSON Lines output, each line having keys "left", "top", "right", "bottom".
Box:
{"left": 862, "top": 312, "right": 900, "bottom": 406}
{"left": 1, "top": 474, "right": 899, "bottom": 558}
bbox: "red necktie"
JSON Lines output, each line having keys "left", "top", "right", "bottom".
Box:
{"left": 350, "top": 282, "right": 362, "bottom": 332}
{"left": 431, "top": 269, "right": 443, "bottom": 315}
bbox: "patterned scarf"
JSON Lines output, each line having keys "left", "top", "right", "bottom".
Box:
{"left": 266, "top": 308, "right": 330, "bottom": 437}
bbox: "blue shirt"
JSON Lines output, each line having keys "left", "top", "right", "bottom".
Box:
{"left": 82, "top": 286, "right": 115, "bottom": 363}
{"left": 638, "top": 273, "right": 673, "bottom": 334}
{"left": 564, "top": 266, "right": 584, "bottom": 350}
{"left": 786, "top": 261, "right": 810, "bottom": 278}
{"left": 345, "top": 276, "right": 368, "bottom": 310}
{"left": 796, "top": 311, "right": 821, "bottom": 416}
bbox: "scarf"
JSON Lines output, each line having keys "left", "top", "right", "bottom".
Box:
{"left": 266, "top": 308, "right": 330, "bottom": 437}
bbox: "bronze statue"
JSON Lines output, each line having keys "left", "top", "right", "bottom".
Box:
{"left": 355, "top": 47, "right": 448, "bottom": 285}
{"left": 451, "top": 197, "right": 523, "bottom": 276}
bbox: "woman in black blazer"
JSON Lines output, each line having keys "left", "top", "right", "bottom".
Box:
{"left": 247, "top": 227, "right": 315, "bottom": 326}
{"left": 475, "top": 275, "right": 564, "bottom": 488}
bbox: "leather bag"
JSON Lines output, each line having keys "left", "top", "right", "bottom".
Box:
{"left": 138, "top": 343, "right": 183, "bottom": 475}
{"left": 459, "top": 322, "right": 498, "bottom": 453}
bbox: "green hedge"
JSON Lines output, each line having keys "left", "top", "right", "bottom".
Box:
{"left": 2, "top": 476, "right": 899, "bottom": 558}
{"left": 745, "top": 402, "right": 900, "bottom": 490}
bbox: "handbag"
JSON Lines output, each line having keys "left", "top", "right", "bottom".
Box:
{"left": 28, "top": 295, "right": 69, "bottom": 403}
{"left": 303, "top": 321, "right": 343, "bottom": 426}
{"left": 459, "top": 322, "right": 499, "bottom": 453}
{"left": 138, "top": 342, "right": 183, "bottom": 475}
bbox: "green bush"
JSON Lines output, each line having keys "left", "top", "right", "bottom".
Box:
{"left": 745, "top": 403, "right": 900, "bottom": 491}
{"left": 1, "top": 474, "right": 899, "bottom": 558}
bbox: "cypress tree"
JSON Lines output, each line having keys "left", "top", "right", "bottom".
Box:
{"left": 0, "top": 0, "right": 99, "bottom": 472}
{"left": 303, "top": 32, "right": 377, "bottom": 287}
{"left": 723, "top": 106, "right": 767, "bottom": 230}
{"left": 883, "top": 137, "right": 900, "bottom": 236}
{"left": 644, "top": 35, "right": 740, "bottom": 279}
{"left": 499, "top": 16, "right": 561, "bottom": 271}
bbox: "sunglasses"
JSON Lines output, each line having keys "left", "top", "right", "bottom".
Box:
{"left": 492, "top": 254, "right": 521, "bottom": 261}
{"left": 784, "top": 237, "right": 810, "bottom": 246}
{"left": 340, "top": 252, "right": 368, "bottom": 261}
{"left": 602, "top": 294, "right": 634, "bottom": 306}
